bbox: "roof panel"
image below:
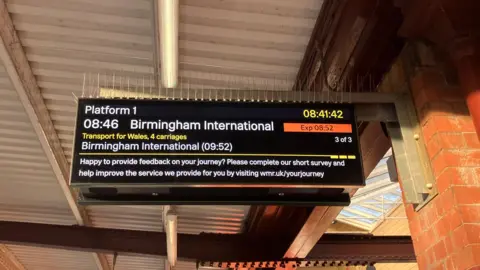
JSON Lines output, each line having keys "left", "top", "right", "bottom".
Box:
{"left": 181, "top": 0, "right": 321, "bottom": 18}
{"left": 0, "top": 64, "right": 75, "bottom": 219}
{"left": 7, "top": 245, "right": 98, "bottom": 270}
{"left": 8, "top": 0, "right": 156, "bottom": 169}
{"left": 177, "top": 0, "right": 323, "bottom": 89}
{"left": 0, "top": 61, "right": 98, "bottom": 268}
{"left": 88, "top": 205, "right": 164, "bottom": 232}
{"left": 106, "top": 254, "right": 165, "bottom": 270}
{"left": 3, "top": 0, "right": 322, "bottom": 268}
{"left": 8, "top": 0, "right": 321, "bottom": 165}
{"left": 176, "top": 261, "right": 197, "bottom": 270}
{"left": 177, "top": 205, "right": 249, "bottom": 234}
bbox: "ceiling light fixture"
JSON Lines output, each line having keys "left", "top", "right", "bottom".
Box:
{"left": 165, "top": 212, "right": 177, "bottom": 267}
{"left": 158, "top": 0, "right": 178, "bottom": 89}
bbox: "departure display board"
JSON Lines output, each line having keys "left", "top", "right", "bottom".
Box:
{"left": 70, "top": 99, "right": 364, "bottom": 188}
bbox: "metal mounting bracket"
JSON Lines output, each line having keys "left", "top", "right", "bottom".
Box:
{"left": 388, "top": 93, "right": 437, "bottom": 209}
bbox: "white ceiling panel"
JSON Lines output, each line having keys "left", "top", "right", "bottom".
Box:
{"left": 7, "top": 245, "right": 99, "bottom": 270}
{"left": 177, "top": 205, "right": 249, "bottom": 234}
{"left": 105, "top": 254, "right": 165, "bottom": 270}
{"left": 0, "top": 63, "right": 95, "bottom": 268}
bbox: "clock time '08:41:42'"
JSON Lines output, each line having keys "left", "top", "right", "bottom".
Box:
{"left": 303, "top": 109, "right": 344, "bottom": 119}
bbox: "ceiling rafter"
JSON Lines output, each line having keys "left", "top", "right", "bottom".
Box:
{"left": 0, "top": 1, "right": 109, "bottom": 269}
{"left": 283, "top": 0, "right": 404, "bottom": 261}
{"left": 0, "top": 244, "right": 26, "bottom": 270}
{"left": 283, "top": 121, "right": 392, "bottom": 259}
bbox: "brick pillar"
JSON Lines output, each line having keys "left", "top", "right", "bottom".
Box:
{"left": 402, "top": 60, "right": 480, "bottom": 269}
{"left": 453, "top": 46, "right": 480, "bottom": 139}
{"left": 389, "top": 0, "right": 480, "bottom": 268}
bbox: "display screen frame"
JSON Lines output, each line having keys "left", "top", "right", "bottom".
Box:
{"left": 70, "top": 98, "right": 364, "bottom": 188}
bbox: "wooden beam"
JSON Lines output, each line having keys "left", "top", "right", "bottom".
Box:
{"left": 0, "top": 245, "right": 26, "bottom": 270}
{"left": 245, "top": 206, "right": 313, "bottom": 238}
{"left": 283, "top": 122, "right": 392, "bottom": 258}
{"left": 345, "top": 0, "right": 404, "bottom": 91}
{"left": 243, "top": 206, "right": 313, "bottom": 259}
{"left": 285, "top": 0, "right": 404, "bottom": 261}
{"left": 294, "top": 0, "right": 348, "bottom": 91}
{"left": 0, "top": 220, "right": 415, "bottom": 262}
{"left": 296, "top": 0, "right": 404, "bottom": 94}
{"left": 0, "top": 2, "right": 109, "bottom": 270}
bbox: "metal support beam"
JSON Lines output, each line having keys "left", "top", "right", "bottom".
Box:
{"left": 355, "top": 103, "right": 397, "bottom": 122}
{"left": 307, "top": 234, "right": 415, "bottom": 262}
{"left": 0, "top": 2, "right": 109, "bottom": 269}
{"left": 0, "top": 220, "right": 415, "bottom": 263}
{"left": 387, "top": 93, "right": 437, "bottom": 208}
{"left": 0, "top": 220, "right": 285, "bottom": 262}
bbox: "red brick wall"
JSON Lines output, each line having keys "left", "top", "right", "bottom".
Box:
{"left": 404, "top": 68, "right": 480, "bottom": 269}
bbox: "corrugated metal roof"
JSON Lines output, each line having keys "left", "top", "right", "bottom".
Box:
{"left": 88, "top": 205, "right": 164, "bottom": 231}
{"left": 0, "top": 65, "right": 75, "bottom": 219}
{"left": 0, "top": 245, "right": 24, "bottom": 270}
{"left": 7, "top": 0, "right": 155, "bottom": 164}
{"left": 1, "top": 0, "right": 324, "bottom": 268}
{"left": 85, "top": 205, "right": 249, "bottom": 270}
{"left": 7, "top": 0, "right": 323, "bottom": 161}
{"left": 176, "top": 260, "right": 197, "bottom": 270}
{"left": 177, "top": 0, "right": 322, "bottom": 89}
{"left": 106, "top": 254, "right": 165, "bottom": 270}
{"left": 86, "top": 204, "right": 167, "bottom": 270}
{"left": 6, "top": 245, "right": 98, "bottom": 270}
{"left": 177, "top": 205, "right": 249, "bottom": 234}
{"left": 0, "top": 62, "right": 98, "bottom": 269}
